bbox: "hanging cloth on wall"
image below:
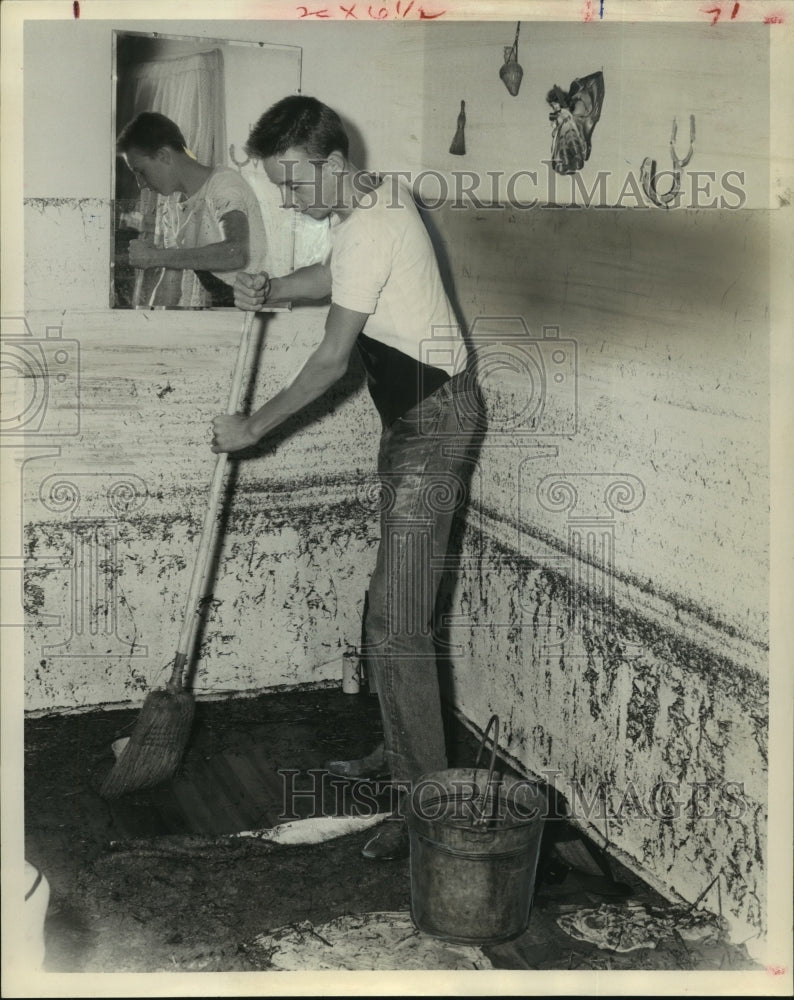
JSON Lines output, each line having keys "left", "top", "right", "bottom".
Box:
{"left": 546, "top": 71, "right": 605, "bottom": 175}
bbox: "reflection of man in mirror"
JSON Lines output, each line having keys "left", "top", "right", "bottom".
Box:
{"left": 117, "top": 112, "right": 268, "bottom": 307}
{"left": 211, "top": 96, "right": 483, "bottom": 862}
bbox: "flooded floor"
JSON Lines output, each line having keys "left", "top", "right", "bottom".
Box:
{"left": 24, "top": 687, "right": 760, "bottom": 976}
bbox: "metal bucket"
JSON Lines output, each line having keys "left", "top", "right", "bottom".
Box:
{"left": 406, "top": 716, "right": 546, "bottom": 945}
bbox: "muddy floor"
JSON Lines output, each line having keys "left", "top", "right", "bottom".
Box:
{"left": 23, "top": 687, "right": 760, "bottom": 976}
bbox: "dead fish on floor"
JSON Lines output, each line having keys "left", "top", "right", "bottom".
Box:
{"left": 106, "top": 813, "right": 388, "bottom": 858}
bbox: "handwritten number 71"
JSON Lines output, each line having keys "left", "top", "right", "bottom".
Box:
{"left": 702, "top": 3, "right": 740, "bottom": 25}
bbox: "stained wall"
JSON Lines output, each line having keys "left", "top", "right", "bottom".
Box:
{"left": 415, "top": 19, "right": 771, "bottom": 949}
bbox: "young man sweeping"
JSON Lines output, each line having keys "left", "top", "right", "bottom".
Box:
{"left": 211, "top": 95, "right": 479, "bottom": 860}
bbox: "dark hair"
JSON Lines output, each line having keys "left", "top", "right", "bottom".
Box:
{"left": 117, "top": 112, "right": 187, "bottom": 156}
{"left": 245, "top": 95, "right": 349, "bottom": 161}
{"left": 546, "top": 86, "right": 569, "bottom": 107}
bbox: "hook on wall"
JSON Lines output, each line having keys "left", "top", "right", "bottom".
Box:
{"left": 229, "top": 143, "right": 251, "bottom": 172}
{"left": 640, "top": 115, "right": 696, "bottom": 208}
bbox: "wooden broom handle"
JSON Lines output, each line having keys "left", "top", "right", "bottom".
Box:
{"left": 169, "top": 309, "right": 257, "bottom": 688}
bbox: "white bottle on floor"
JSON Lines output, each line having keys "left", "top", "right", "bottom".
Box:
{"left": 24, "top": 860, "right": 50, "bottom": 971}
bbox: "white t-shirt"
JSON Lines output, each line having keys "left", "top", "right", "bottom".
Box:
{"left": 330, "top": 178, "right": 467, "bottom": 377}
{"left": 158, "top": 166, "right": 268, "bottom": 286}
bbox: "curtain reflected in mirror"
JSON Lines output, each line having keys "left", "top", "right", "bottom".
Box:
{"left": 112, "top": 31, "right": 331, "bottom": 309}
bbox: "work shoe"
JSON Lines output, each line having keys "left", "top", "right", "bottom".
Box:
{"left": 325, "top": 742, "right": 389, "bottom": 780}
{"left": 361, "top": 818, "right": 410, "bottom": 861}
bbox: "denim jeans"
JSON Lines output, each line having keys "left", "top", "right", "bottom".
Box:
{"left": 363, "top": 373, "right": 481, "bottom": 789}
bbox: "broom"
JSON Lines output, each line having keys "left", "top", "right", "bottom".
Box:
{"left": 99, "top": 309, "right": 258, "bottom": 799}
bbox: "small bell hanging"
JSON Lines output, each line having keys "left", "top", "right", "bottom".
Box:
{"left": 499, "top": 22, "right": 523, "bottom": 97}
{"left": 449, "top": 100, "right": 466, "bottom": 156}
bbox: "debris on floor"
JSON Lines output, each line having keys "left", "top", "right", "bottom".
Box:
{"left": 556, "top": 899, "right": 728, "bottom": 953}
{"left": 23, "top": 688, "right": 764, "bottom": 974}
{"left": 249, "top": 911, "right": 495, "bottom": 971}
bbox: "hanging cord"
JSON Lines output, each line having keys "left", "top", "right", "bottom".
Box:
{"left": 508, "top": 21, "right": 521, "bottom": 61}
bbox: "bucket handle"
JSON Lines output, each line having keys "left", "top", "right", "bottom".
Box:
{"left": 471, "top": 714, "right": 500, "bottom": 827}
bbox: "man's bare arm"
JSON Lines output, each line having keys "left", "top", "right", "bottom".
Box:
{"left": 269, "top": 264, "right": 331, "bottom": 303}
{"left": 129, "top": 210, "right": 250, "bottom": 273}
{"left": 211, "top": 303, "right": 367, "bottom": 453}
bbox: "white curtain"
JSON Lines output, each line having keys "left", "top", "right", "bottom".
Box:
{"left": 129, "top": 49, "right": 225, "bottom": 307}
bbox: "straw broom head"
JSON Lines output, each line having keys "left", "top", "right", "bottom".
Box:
{"left": 98, "top": 685, "right": 195, "bottom": 799}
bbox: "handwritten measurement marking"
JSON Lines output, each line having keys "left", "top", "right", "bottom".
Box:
{"left": 298, "top": 1, "right": 444, "bottom": 16}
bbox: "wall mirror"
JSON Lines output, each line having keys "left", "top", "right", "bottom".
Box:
{"left": 111, "top": 30, "right": 331, "bottom": 309}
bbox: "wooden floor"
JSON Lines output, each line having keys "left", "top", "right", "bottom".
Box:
{"left": 109, "top": 746, "right": 307, "bottom": 839}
